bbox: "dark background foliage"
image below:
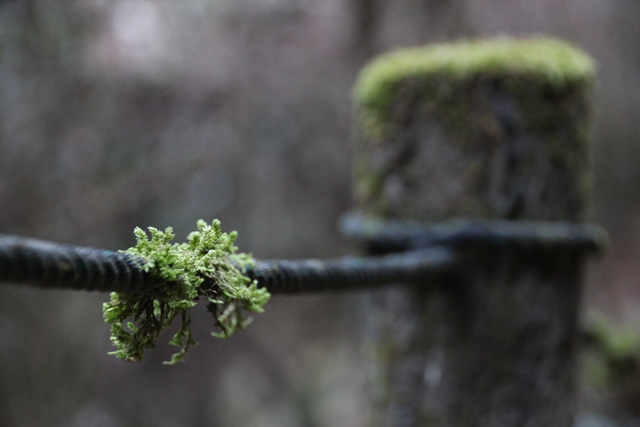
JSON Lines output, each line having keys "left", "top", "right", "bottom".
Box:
{"left": 0, "top": 1, "right": 638, "bottom": 425}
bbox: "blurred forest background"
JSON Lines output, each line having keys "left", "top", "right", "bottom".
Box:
{"left": 0, "top": 0, "right": 639, "bottom": 426}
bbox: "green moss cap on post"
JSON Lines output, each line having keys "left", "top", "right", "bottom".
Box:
{"left": 355, "top": 37, "right": 595, "bottom": 116}
{"left": 352, "top": 36, "right": 597, "bottom": 221}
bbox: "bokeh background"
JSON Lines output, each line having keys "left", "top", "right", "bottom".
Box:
{"left": 0, "top": 0, "right": 638, "bottom": 426}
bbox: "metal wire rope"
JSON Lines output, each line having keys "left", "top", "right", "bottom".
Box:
{"left": 0, "top": 216, "right": 607, "bottom": 295}
{"left": 0, "top": 235, "right": 455, "bottom": 294}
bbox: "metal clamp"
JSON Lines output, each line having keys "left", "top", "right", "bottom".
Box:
{"left": 340, "top": 212, "right": 609, "bottom": 255}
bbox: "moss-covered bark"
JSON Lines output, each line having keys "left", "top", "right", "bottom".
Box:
{"left": 353, "top": 37, "right": 595, "bottom": 426}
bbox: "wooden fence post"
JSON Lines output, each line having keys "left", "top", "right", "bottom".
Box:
{"left": 352, "top": 38, "right": 596, "bottom": 426}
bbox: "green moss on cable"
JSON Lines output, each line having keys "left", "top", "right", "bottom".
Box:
{"left": 103, "top": 219, "right": 270, "bottom": 364}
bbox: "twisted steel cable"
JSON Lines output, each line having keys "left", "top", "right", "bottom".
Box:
{"left": 244, "top": 248, "right": 455, "bottom": 294}
{"left": 0, "top": 217, "right": 606, "bottom": 295}
{"left": 0, "top": 234, "right": 456, "bottom": 294}
{"left": 0, "top": 235, "right": 157, "bottom": 293}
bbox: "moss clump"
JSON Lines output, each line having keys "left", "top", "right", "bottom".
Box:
{"left": 103, "top": 219, "right": 270, "bottom": 364}
{"left": 584, "top": 313, "right": 640, "bottom": 391}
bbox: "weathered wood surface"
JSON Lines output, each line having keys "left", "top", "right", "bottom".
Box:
{"left": 352, "top": 38, "right": 595, "bottom": 426}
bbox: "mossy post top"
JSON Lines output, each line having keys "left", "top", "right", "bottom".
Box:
{"left": 354, "top": 36, "right": 596, "bottom": 115}
{"left": 352, "top": 36, "right": 596, "bottom": 221}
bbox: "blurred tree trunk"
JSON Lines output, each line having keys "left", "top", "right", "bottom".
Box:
{"left": 349, "top": 0, "right": 470, "bottom": 57}
{"left": 350, "top": 0, "right": 379, "bottom": 56}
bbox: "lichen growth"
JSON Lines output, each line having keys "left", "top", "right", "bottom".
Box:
{"left": 102, "top": 219, "right": 270, "bottom": 364}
